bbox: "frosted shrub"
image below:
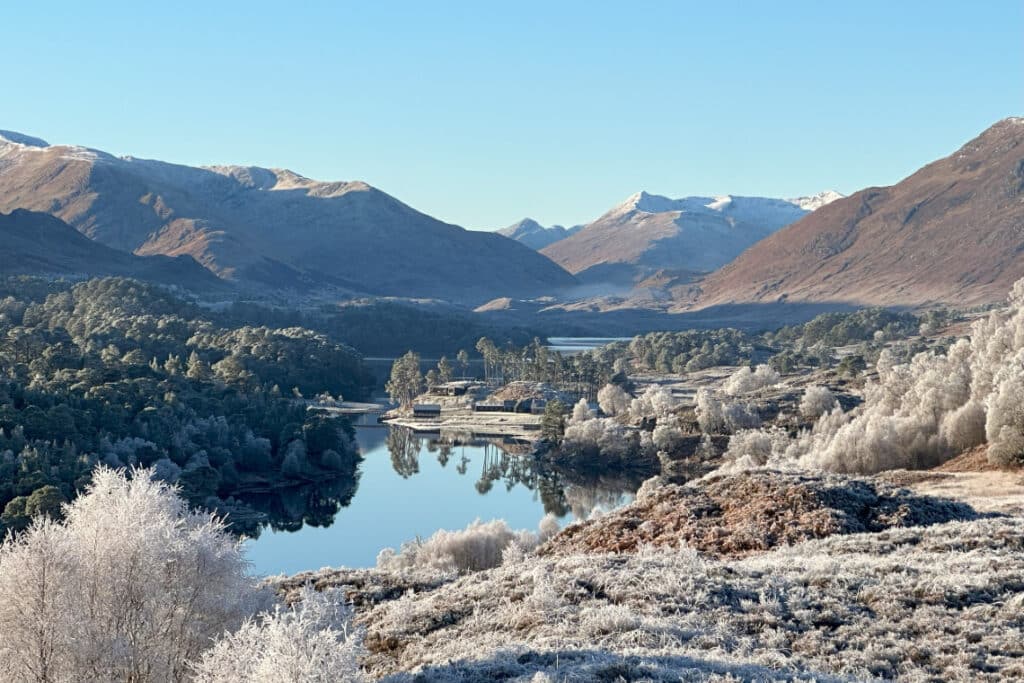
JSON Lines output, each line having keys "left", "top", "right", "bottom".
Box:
{"left": 695, "top": 388, "right": 725, "bottom": 433}
{"left": 597, "top": 383, "right": 631, "bottom": 417}
{"left": 571, "top": 398, "right": 594, "bottom": 424}
{"left": 376, "top": 518, "right": 544, "bottom": 573}
{"left": 0, "top": 467, "right": 264, "bottom": 683}
{"left": 652, "top": 415, "right": 687, "bottom": 454}
{"left": 698, "top": 389, "right": 761, "bottom": 434}
{"left": 562, "top": 417, "right": 636, "bottom": 459}
{"left": 194, "top": 586, "right": 365, "bottom": 683}
{"left": 723, "top": 400, "right": 761, "bottom": 432}
{"left": 629, "top": 385, "right": 677, "bottom": 420}
{"left": 720, "top": 279, "right": 1024, "bottom": 473}
{"left": 799, "top": 386, "right": 838, "bottom": 419}
{"left": 723, "top": 364, "right": 780, "bottom": 396}
{"left": 720, "top": 427, "right": 792, "bottom": 472}
{"left": 538, "top": 513, "right": 560, "bottom": 541}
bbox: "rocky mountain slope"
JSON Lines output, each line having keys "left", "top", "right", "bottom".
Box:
{"left": 0, "top": 209, "right": 223, "bottom": 289}
{"left": 695, "top": 118, "right": 1024, "bottom": 308}
{"left": 541, "top": 191, "right": 841, "bottom": 285}
{"left": 0, "top": 132, "right": 576, "bottom": 302}
{"left": 497, "top": 218, "right": 582, "bottom": 250}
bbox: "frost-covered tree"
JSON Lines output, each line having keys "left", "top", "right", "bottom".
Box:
{"left": 695, "top": 389, "right": 725, "bottom": 433}
{"left": 194, "top": 586, "right": 364, "bottom": 683}
{"left": 186, "top": 350, "right": 213, "bottom": 382}
{"left": 0, "top": 467, "right": 265, "bottom": 682}
{"left": 629, "top": 385, "right": 676, "bottom": 420}
{"left": 597, "top": 383, "right": 630, "bottom": 417}
{"left": 720, "top": 427, "right": 793, "bottom": 472}
{"left": 652, "top": 415, "right": 687, "bottom": 454}
{"left": 723, "top": 364, "right": 780, "bottom": 396}
{"left": 562, "top": 418, "right": 636, "bottom": 460}
{"left": 571, "top": 398, "right": 594, "bottom": 424}
{"left": 696, "top": 389, "right": 760, "bottom": 434}
{"left": 799, "top": 386, "right": 838, "bottom": 419}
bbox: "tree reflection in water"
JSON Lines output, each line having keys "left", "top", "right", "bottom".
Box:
{"left": 228, "top": 473, "right": 361, "bottom": 539}
{"left": 229, "top": 424, "right": 654, "bottom": 540}
{"left": 385, "top": 426, "right": 651, "bottom": 521}
{"left": 387, "top": 426, "right": 421, "bottom": 478}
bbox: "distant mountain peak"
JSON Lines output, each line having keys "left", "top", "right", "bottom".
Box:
{"left": 0, "top": 130, "right": 50, "bottom": 148}
{"left": 787, "top": 190, "right": 845, "bottom": 211}
{"left": 498, "top": 218, "right": 581, "bottom": 251}
{"left": 544, "top": 190, "right": 836, "bottom": 281}
{"left": 612, "top": 190, "right": 840, "bottom": 219}
{"left": 508, "top": 217, "right": 544, "bottom": 231}
{"left": 617, "top": 190, "right": 680, "bottom": 214}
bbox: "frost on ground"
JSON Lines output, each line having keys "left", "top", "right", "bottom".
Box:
{"left": 353, "top": 517, "right": 1024, "bottom": 681}
{"left": 538, "top": 470, "right": 980, "bottom": 558}
{"left": 270, "top": 470, "right": 1021, "bottom": 681}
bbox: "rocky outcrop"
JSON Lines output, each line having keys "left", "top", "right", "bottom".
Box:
{"left": 540, "top": 470, "right": 979, "bottom": 558}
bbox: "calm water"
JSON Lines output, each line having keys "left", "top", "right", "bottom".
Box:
{"left": 546, "top": 337, "right": 631, "bottom": 354}
{"left": 246, "top": 337, "right": 640, "bottom": 575}
{"left": 245, "top": 416, "right": 638, "bottom": 575}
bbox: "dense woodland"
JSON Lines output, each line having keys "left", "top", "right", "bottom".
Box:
{"left": 0, "top": 276, "right": 374, "bottom": 535}
{"left": 222, "top": 299, "right": 542, "bottom": 357}
{"left": 616, "top": 307, "right": 935, "bottom": 376}
{"left": 0, "top": 270, "right": 952, "bottom": 540}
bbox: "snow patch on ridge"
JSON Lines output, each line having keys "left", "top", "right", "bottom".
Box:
{"left": 613, "top": 190, "right": 840, "bottom": 225}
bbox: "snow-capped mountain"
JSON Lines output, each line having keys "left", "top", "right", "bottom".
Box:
{"left": 497, "top": 218, "right": 583, "bottom": 250}
{"left": 540, "top": 190, "right": 842, "bottom": 284}
{"left": 697, "top": 118, "right": 1024, "bottom": 308}
{"left": 0, "top": 130, "right": 576, "bottom": 302}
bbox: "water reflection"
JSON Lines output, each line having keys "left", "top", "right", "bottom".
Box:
{"left": 244, "top": 423, "right": 648, "bottom": 574}
{"left": 383, "top": 425, "right": 646, "bottom": 520}
{"left": 232, "top": 475, "right": 360, "bottom": 537}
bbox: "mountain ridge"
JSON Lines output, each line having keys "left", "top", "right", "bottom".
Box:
{"left": 693, "top": 117, "right": 1024, "bottom": 308}
{"left": 497, "top": 218, "right": 583, "bottom": 250}
{"left": 0, "top": 208, "right": 225, "bottom": 289}
{"left": 0, "top": 131, "right": 577, "bottom": 303}
{"left": 541, "top": 190, "right": 842, "bottom": 284}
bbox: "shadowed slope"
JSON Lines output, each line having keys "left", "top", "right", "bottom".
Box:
{"left": 0, "top": 209, "right": 224, "bottom": 290}
{"left": 0, "top": 132, "right": 576, "bottom": 302}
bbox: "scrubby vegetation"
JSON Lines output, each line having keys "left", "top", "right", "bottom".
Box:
{"left": 353, "top": 516, "right": 1024, "bottom": 681}
{"left": 194, "top": 586, "right": 365, "bottom": 683}
{"left": 376, "top": 516, "right": 559, "bottom": 574}
{"left": 0, "top": 277, "right": 372, "bottom": 534}
{"left": 723, "top": 280, "right": 1024, "bottom": 473}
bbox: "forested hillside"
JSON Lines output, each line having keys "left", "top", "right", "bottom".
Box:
{"left": 0, "top": 277, "right": 373, "bottom": 535}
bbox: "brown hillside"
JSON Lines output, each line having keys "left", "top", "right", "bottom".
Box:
{"left": 0, "top": 134, "right": 576, "bottom": 302}
{"left": 0, "top": 209, "right": 223, "bottom": 290}
{"left": 696, "top": 118, "right": 1024, "bottom": 308}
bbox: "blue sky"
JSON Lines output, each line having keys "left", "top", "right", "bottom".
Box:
{"left": 3, "top": 1, "right": 1020, "bottom": 229}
